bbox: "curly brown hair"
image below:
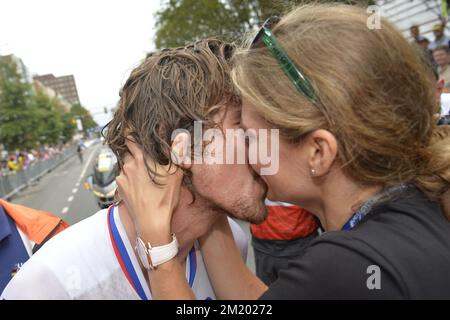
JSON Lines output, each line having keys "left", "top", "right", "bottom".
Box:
{"left": 104, "top": 39, "right": 238, "bottom": 186}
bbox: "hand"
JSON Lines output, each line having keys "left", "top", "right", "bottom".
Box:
{"left": 116, "top": 136, "right": 183, "bottom": 245}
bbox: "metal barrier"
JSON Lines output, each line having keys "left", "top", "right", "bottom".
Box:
{"left": 0, "top": 146, "right": 77, "bottom": 199}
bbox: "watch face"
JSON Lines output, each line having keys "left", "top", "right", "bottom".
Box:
{"left": 136, "top": 238, "right": 150, "bottom": 270}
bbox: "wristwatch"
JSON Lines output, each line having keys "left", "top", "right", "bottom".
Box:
{"left": 135, "top": 234, "right": 179, "bottom": 270}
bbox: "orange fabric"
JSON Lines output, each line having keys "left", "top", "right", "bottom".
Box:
{"left": 251, "top": 204, "right": 318, "bottom": 241}
{"left": 0, "top": 199, "right": 69, "bottom": 245}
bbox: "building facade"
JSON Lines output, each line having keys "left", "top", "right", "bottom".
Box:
{"left": 33, "top": 79, "right": 72, "bottom": 112}
{"left": 33, "top": 74, "right": 80, "bottom": 106}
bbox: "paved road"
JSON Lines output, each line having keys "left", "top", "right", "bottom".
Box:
{"left": 11, "top": 142, "right": 102, "bottom": 225}
{"left": 10, "top": 143, "right": 256, "bottom": 272}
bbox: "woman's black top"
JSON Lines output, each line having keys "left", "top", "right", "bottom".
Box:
{"left": 260, "top": 186, "right": 450, "bottom": 299}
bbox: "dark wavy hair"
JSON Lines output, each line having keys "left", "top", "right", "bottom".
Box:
{"left": 104, "top": 39, "right": 238, "bottom": 188}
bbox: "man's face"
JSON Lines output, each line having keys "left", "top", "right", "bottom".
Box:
{"left": 189, "top": 105, "right": 268, "bottom": 224}
{"left": 434, "top": 28, "right": 444, "bottom": 39}
{"left": 433, "top": 49, "right": 450, "bottom": 68}
{"left": 418, "top": 40, "right": 429, "bottom": 50}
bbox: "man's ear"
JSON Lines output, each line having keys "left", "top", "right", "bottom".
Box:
{"left": 306, "top": 129, "right": 338, "bottom": 177}
{"left": 171, "top": 132, "right": 192, "bottom": 169}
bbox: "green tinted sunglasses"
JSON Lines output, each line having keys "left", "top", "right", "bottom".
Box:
{"left": 251, "top": 16, "right": 318, "bottom": 104}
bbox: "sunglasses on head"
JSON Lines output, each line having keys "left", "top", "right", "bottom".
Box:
{"left": 250, "top": 16, "right": 318, "bottom": 104}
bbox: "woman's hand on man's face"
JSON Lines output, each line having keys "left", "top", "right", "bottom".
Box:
{"left": 116, "top": 136, "right": 183, "bottom": 245}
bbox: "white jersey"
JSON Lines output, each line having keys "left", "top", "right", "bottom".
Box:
{"left": 1, "top": 206, "right": 248, "bottom": 300}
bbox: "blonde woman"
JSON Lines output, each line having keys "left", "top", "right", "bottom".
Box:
{"left": 117, "top": 4, "right": 450, "bottom": 299}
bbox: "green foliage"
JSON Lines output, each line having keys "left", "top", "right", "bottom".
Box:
{"left": 0, "top": 56, "right": 97, "bottom": 151}
{"left": 0, "top": 55, "right": 42, "bottom": 150}
{"left": 61, "top": 112, "right": 77, "bottom": 144}
{"left": 31, "top": 91, "right": 66, "bottom": 145}
{"left": 154, "top": 0, "right": 374, "bottom": 49}
{"left": 155, "top": 0, "right": 246, "bottom": 48}
{"left": 70, "top": 103, "right": 98, "bottom": 132}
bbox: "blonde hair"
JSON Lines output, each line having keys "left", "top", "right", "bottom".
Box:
{"left": 232, "top": 4, "right": 450, "bottom": 214}
{"left": 416, "top": 126, "right": 450, "bottom": 219}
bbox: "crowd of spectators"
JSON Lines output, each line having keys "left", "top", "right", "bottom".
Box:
{"left": 411, "top": 22, "right": 450, "bottom": 92}
{"left": 0, "top": 144, "right": 71, "bottom": 176}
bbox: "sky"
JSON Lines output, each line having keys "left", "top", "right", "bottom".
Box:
{"left": 0, "top": 0, "right": 162, "bottom": 127}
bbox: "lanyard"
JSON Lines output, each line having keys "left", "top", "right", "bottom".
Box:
{"left": 341, "top": 184, "right": 409, "bottom": 231}
{"left": 107, "top": 206, "right": 197, "bottom": 300}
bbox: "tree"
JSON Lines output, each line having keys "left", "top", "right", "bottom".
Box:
{"left": 0, "top": 56, "right": 84, "bottom": 150}
{"left": 61, "top": 112, "right": 77, "bottom": 144}
{"left": 31, "top": 91, "right": 66, "bottom": 145}
{"left": 154, "top": 0, "right": 374, "bottom": 49}
{"left": 155, "top": 0, "right": 246, "bottom": 48}
{"left": 0, "top": 55, "right": 43, "bottom": 150}
{"left": 70, "top": 103, "right": 98, "bottom": 133}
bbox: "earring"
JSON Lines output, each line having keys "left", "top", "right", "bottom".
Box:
{"left": 311, "top": 168, "right": 316, "bottom": 176}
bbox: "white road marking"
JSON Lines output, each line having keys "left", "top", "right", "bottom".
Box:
{"left": 79, "top": 146, "right": 99, "bottom": 179}
{"left": 59, "top": 144, "right": 100, "bottom": 218}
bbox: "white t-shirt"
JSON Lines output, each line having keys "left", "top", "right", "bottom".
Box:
{"left": 429, "top": 35, "right": 450, "bottom": 51}
{"left": 1, "top": 206, "right": 248, "bottom": 300}
{"left": 440, "top": 93, "right": 450, "bottom": 117}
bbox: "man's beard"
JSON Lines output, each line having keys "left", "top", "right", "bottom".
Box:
{"left": 191, "top": 189, "right": 268, "bottom": 224}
